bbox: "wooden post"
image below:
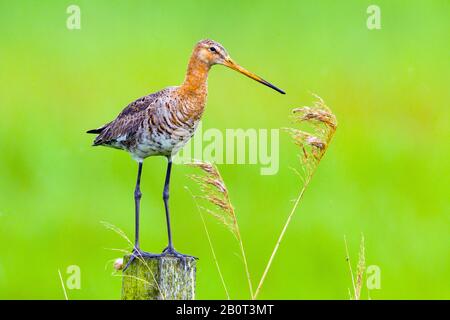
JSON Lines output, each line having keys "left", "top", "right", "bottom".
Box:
{"left": 121, "top": 255, "right": 196, "bottom": 300}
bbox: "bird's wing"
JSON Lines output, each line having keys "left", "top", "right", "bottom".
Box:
{"left": 92, "top": 91, "right": 163, "bottom": 147}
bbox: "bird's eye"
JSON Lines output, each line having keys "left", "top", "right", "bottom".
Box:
{"left": 209, "top": 47, "right": 217, "bottom": 52}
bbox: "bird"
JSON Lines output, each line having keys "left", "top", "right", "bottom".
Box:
{"left": 87, "top": 39, "right": 285, "bottom": 270}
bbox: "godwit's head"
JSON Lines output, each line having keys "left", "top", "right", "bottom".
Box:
{"left": 193, "top": 39, "right": 285, "bottom": 94}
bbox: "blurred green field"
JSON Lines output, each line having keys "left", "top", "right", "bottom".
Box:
{"left": 0, "top": 0, "right": 448, "bottom": 299}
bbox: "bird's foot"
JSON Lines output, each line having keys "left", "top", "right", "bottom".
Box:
{"left": 123, "top": 247, "right": 159, "bottom": 272}
{"left": 162, "top": 246, "right": 198, "bottom": 259}
{"left": 161, "top": 246, "right": 198, "bottom": 268}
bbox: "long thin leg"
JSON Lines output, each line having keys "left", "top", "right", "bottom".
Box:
{"left": 123, "top": 161, "right": 158, "bottom": 272}
{"left": 163, "top": 157, "right": 174, "bottom": 250}
{"left": 134, "top": 161, "right": 143, "bottom": 249}
{"left": 161, "top": 157, "right": 197, "bottom": 261}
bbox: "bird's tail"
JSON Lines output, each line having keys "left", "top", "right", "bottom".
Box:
{"left": 86, "top": 123, "right": 109, "bottom": 134}
{"left": 86, "top": 128, "right": 103, "bottom": 134}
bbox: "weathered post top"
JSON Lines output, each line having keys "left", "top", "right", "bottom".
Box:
{"left": 121, "top": 255, "right": 196, "bottom": 300}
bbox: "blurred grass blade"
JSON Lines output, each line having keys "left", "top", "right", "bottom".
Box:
{"left": 187, "top": 161, "right": 254, "bottom": 299}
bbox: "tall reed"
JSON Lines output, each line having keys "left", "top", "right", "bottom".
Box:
{"left": 187, "top": 95, "right": 337, "bottom": 299}
{"left": 254, "top": 94, "right": 337, "bottom": 298}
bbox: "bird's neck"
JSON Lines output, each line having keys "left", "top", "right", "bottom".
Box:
{"left": 180, "top": 55, "right": 210, "bottom": 97}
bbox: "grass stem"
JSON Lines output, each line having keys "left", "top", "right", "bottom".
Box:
{"left": 254, "top": 175, "right": 312, "bottom": 299}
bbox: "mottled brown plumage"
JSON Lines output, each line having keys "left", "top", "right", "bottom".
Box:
{"left": 89, "top": 86, "right": 199, "bottom": 160}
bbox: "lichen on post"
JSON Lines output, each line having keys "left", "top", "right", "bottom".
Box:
{"left": 121, "top": 255, "right": 196, "bottom": 300}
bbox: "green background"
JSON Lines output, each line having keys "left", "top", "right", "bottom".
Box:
{"left": 0, "top": 0, "right": 448, "bottom": 299}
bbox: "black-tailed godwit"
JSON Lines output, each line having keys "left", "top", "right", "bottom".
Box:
{"left": 87, "top": 39, "right": 285, "bottom": 269}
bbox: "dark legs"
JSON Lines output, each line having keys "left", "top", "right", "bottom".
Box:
{"left": 161, "top": 157, "right": 197, "bottom": 260}
{"left": 124, "top": 161, "right": 157, "bottom": 271}
{"left": 162, "top": 157, "right": 174, "bottom": 251}
{"left": 134, "top": 161, "right": 143, "bottom": 249}
{"left": 124, "top": 158, "right": 196, "bottom": 271}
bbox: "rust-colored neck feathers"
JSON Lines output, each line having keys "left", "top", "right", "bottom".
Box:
{"left": 180, "top": 52, "right": 210, "bottom": 97}
{"left": 177, "top": 48, "right": 211, "bottom": 120}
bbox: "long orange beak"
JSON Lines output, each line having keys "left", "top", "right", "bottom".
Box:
{"left": 223, "top": 58, "right": 286, "bottom": 94}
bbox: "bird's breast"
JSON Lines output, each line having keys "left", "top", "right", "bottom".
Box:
{"left": 132, "top": 93, "right": 206, "bottom": 159}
